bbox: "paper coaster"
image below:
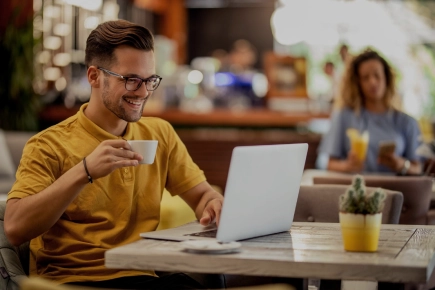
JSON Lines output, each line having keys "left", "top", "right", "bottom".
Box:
{"left": 180, "top": 240, "right": 241, "bottom": 254}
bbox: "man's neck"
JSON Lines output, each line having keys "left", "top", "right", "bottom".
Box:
{"left": 84, "top": 99, "right": 128, "bottom": 137}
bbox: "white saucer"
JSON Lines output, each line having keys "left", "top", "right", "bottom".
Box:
{"left": 180, "top": 240, "right": 241, "bottom": 254}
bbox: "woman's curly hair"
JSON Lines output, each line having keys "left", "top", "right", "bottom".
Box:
{"left": 335, "top": 49, "right": 400, "bottom": 112}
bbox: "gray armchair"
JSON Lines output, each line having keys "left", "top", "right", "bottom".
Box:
{"left": 294, "top": 185, "right": 403, "bottom": 224}
{"left": 313, "top": 175, "right": 433, "bottom": 225}
{"left": 0, "top": 201, "right": 29, "bottom": 290}
{"left": 0, "top": 130, "right": 36, "bottom": 194}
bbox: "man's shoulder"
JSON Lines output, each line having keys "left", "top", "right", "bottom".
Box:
{"left": 31, "top": 115, "right": 81, "bottom": 144}
{"left": 135, "top": 117, "right": 173, "bottom": 131}
{"left": 138, "top": 116, "right": 170, "bottom": 124}
{"left": 131, "top": 117, "right": 177, "bottom": 141}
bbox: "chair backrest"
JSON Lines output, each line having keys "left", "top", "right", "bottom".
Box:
{"left": 4, "top": 131, "right": 35, "bottom": 170}
{"left": 20, "top": 277, "right": 295, "bottom": 290}
{"left": 20, "top": 277, "right": 96, "bottom": 290}
{"left": 313, "top": 175, "right": 433, "bottom": 225}
{"left": 294, "top": 185, "right": 404, "bottom": 224}
{"left": 0, "top": 201, "right": 29, "bottom": 290}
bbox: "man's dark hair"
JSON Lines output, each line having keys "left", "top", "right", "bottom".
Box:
{"left": 85, "top": 20, "right": 154, "bottom": 68}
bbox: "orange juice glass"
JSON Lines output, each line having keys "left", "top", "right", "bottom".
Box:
{"left": 347, "top": 129, "right": 369, "bottom": 162}
{"left": 350, "top": 138, "right": 368, "bottom": 162}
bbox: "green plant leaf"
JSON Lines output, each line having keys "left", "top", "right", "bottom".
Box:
{"left": 0, "top": 7, "right": 42, "bottom": 131}
{"left": 339, "top": 175, "right": 386, "bottom": 214}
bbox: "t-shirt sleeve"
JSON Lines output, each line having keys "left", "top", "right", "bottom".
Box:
{"left": 402, "top": 116, "right": 422, "bottom": 162}
{"left": 318, "top": 109, "right": 347, "bottom": 159}
{"left": 8, "top": 136, "right": 59, "bottom": 200}
{"left": 163, "top": 124, "right": 206, "bottom": 196}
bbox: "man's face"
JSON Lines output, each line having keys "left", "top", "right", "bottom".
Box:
{"left": 100, "top": 46, "right": 156, "bottom": 122}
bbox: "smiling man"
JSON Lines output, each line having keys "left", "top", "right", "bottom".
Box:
{"left": 5, "top": 20, "right": 223, "bottom": 289}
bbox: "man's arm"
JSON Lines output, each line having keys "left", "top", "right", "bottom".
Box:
{"left": 5, "top": 163, "right": 89, "bottom": 246}
{"left": 178, "top": 181, "right": 223, "bottom": 226}
{"left": 5, "top": 139, "right": 142, "bottom": 246}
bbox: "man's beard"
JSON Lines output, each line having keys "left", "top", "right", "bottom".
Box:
{"left": 101, "top": 79, "right": 146, "bottom": 122}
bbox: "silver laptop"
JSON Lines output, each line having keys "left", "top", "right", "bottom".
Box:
{"left": 141, "top": 143, "right": 308, "bottom": 243}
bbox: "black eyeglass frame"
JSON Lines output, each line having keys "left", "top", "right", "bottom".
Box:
{"left": 97, "top": 67, "right": 162, "bottom": 92}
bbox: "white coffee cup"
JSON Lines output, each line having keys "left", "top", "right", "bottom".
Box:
{"left": 127, "top": 140, "right": 158, "bottom": 164}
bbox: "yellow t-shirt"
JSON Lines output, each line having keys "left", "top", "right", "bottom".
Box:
{"left": 8, "top": 103, "right": 206, "bottom": 284}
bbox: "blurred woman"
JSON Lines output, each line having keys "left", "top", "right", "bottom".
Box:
{"left": 318, "top": 49, "right": 422, "bottom": 175}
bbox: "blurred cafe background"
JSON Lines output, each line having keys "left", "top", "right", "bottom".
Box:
{"left": 2, "top": 0, "right": 435, "bottom": 190}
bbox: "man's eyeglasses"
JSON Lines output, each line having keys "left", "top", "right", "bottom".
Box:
{"left": 98, "top": 67, "right": 162, "bottom": 92}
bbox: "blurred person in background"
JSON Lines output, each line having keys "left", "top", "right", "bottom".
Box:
{"left": 228, "top": 39, "right": 257, "bottom": 74}
{"left": 332, "top": 44, "right": 352, "bottom": 103}
{"left": 318, "top": 49, "right": 422, "bottom": 175}
{"left": 339, "top": 44, "right": 352, "bottom": 64}
{"left": 210, "top": 40, "right": 265, "bottom": 109}
{"left": 211, "top": 48, "right": 231, "bottom": 72}
{"left": 323, "top": 61, "right": 337, "bottom": 104}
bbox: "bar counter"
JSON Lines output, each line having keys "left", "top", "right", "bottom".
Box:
{"left": 39, "top": 105, "right": 329, "bottom": 128}
{"left": 40, "top": 105, "right": 329, "bottom": 190}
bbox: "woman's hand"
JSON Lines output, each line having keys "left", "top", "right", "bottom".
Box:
{"left": 345, "top": 151, "right": 365, "bottom": 172}
{"left": 328, "top": 152, "right": 364, "bottom": 173}
{"left": 378, "top": 152, "right": 423, "bottom": 175}
{"left": 378, "top": 152, "right": 405, "bottom": 173}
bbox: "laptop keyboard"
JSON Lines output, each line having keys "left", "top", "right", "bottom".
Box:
{"left": 185, "top": 229, "right": 217, "bottom": 238}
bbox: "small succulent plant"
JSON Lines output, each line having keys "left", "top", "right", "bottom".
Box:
{"left": 339, "top": 175, "right": 386, "bottom": 215}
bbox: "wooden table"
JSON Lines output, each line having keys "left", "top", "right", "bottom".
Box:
{"left": 105, "top": 222, "right": 435, "bottom": 289}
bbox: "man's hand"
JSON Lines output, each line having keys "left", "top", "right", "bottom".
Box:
{"left": 199, "top": 197, "right": 223, "bottom": 226}
{"left": 84, "top": 139, "right": 143, "bottom": 181}
{"left": 5, "top": 139, "right": 145, "bottom": 246}
{"left": 179, "top": 181, "right": 224, "bottom": 227}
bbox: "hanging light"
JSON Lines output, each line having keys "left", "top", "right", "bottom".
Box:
{"left": 53, "top": 53, "right": 71, "bottom": 67}
{"left": 54, "top": 23, "right": 71, "bottom": 37}
{"left": 187, "top": 70, "right": 204, "bottom": 85}
{"left": 43, "top": 67, "right": 62, "bottom": 81}
{"left": 270, "top": 4, "right": 308, "bottom": 46}
{"left": 84, "top": 16, "right": 100, "bottom": 29}
{"left": 63, "top": 0, "right": 102, "bottom": 11}
{"left": 44, "top": 36, "right": 62, "bottom": 50}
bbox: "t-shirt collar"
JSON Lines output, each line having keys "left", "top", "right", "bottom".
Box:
{"left": 77, "top": 103, "right": 134, "bottom": 142}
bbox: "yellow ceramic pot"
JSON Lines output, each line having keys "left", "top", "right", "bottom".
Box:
{"left": 339, "top": 212, "right": 382, "bottom": 252}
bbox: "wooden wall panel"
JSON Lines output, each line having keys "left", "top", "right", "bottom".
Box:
{"left": 134, "top": 0, "right": 186, "bottom": 64}
{"left": 187, "top": 5, "right": 275, "bottom": 69}
{"left": 0, "top": 0, "right": 33, "bottom": 34}
{"left": 177, "top": 129, "right": 321, "bottom": 191}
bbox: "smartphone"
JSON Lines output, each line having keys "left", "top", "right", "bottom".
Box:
{"left": 378, "top": 141, "right": 396, "bottom": 157}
